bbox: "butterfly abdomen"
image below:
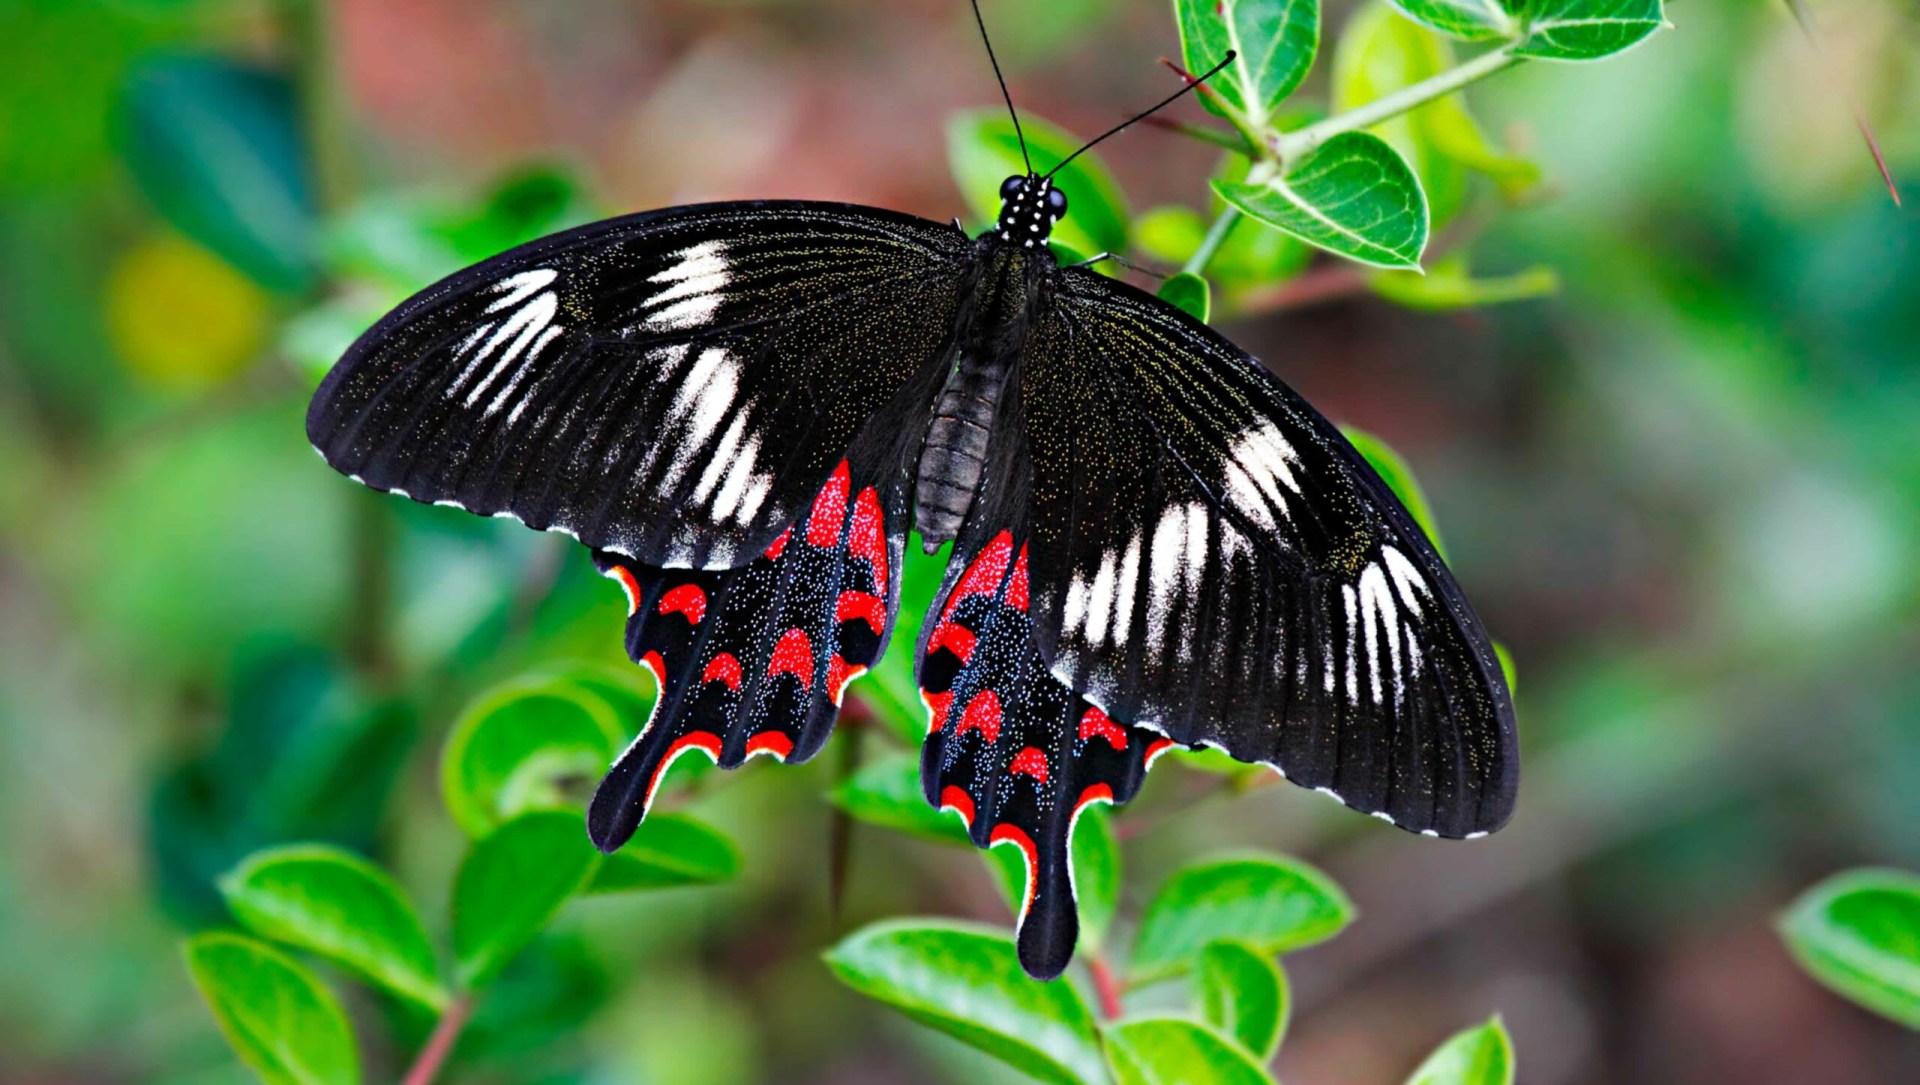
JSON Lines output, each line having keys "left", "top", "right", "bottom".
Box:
{"left": 914, "top": 352, "right": 1011, "bottom": 550}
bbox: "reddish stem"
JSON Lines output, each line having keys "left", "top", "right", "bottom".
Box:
{"left": 1157, "top": 57, "right": 1230, "bottom": 110}
{"left": 1236, "top": 265, "right": 1371, "bottom": 314}
{"left": 401, "top": 996, "right": 472, "bottom": 1085}
{"left": 1088, "top": 955, "right": 1125, "bottom": 1020}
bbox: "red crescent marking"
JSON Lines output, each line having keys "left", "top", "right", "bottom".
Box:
{"left": 835, "top": 590, "right": 886, "bottom": 633}
{"left": 1077, "top": 706, "right": 1128, "bottom": 750}
{"left": 1143, "top": 737, "right": 1175, "bottom": 768}
{"left": 1074, "top": 783, "right": 1115, "bottom": 815}
{"left": 646, "top": 731, "right": 721, "bottom": 809}
{"left": 849, "top": 486, "right": 889, "bottom": 592}
{"left": 701, "top": 652, "right": 742, "bottom": 690}
{"left": 1008, "top": 745, "right": 1050, "bottom": 785}
{"left": 639, "top": 650, "right": 666, "bottom": 686}
{"left": 943, "top": 531, "right": 1013, "bottom": 619}
{"left": 657, "top": 583, "right": 707, "bottom": 624}
{"left": 826, "top": 654, "right": 866, "bottom": 704}
{"left": 768, "top": 628, "right": 814, "bottom": 689}
{"left": 939, "top": 785, "right": 975, "bottom": 827}
{"left": 745, "top": 731, "right": 794, "bottom": 760}
{"left": 763, "top": 527, "right": 791, "bottom": 561}
{"left": 956, "top": 689, "right": 1002, "bottom": 744}
{"left": 806, "top": 461, "right": 852, "bottom": 548}
{"left": 605, "top": 566, "right": 643, "bottom": 615}
{"left": 927, "top": 621, "right": 978, "bottom": 662}
{"left": 988, "top": 823, "right": 1040, "bottom": 917}
{"left": 1006, "top": 544, "right": 1030, "bottom": 612}
{"left": 921, "top": 689, "right": 954, "bottom": 735}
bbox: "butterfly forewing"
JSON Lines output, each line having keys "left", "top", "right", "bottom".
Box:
{"left": 1017, "top": 267, "right": 1518, "bottom": 839}
{"left": 306, "top": 202, "right": 968, "bottom": 569}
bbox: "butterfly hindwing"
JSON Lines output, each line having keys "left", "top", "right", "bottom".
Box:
{"left": 1015, "top": 268, "right": 1517, "bottom": 839}
{"left": 307, "top": 201, "right": 967, "bottom": 570}
{"left": 917, "top": 526, "right": 1161, "bottom": 980}
{"left": 589, "top": 458, "right": 908, "bottom": 852}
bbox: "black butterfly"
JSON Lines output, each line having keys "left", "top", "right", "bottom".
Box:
{"left": 306, "top": 23, "right": 1516, "bottom": 982}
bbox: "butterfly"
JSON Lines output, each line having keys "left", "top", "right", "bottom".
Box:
{"left": 305, "top": 14, "right": 1516, "bottom": 982}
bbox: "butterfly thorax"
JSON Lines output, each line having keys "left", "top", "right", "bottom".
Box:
{"left": 914, "top": 240, "right": 1050, "bottom": 551}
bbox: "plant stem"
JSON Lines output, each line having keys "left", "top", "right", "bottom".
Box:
{"left": 1088, "top": 954, "right": 1125, "bottom": 1020}
{"left": 1142, "top": 115, "right": 1252, "bottom": 154}
{"left": 401, "top": 996, "right": 472, "bottom": 1085}
{"left": 1181, "top": 207, "right": 1242, "bottom": 277}
{"left": 1274, "top": 46, "right": 1520, "bottom": 162}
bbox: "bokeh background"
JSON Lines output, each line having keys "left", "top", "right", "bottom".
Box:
{"left": 3, "top": 0, "right": 1918, "bottom": 1082}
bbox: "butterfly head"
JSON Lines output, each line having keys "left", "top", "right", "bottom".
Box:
{"left": 995, "top": 174, "right": 1068, "bottom": 250}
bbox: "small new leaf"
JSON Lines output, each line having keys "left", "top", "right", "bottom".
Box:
{"left": 220, "top": 845, "right": 447, "bottom": 1012}
{"left": 1176, "top": 0, "right": 1322, "bottom": 127}
{"left": 1159, "top": 272, "right": 1213, "bottom": 322}
{"left": 451, "top": 811, "right": 602, "bottom": 989}
{"left": 1215, "top": 132, "right": 1429, "bottom": 269}
{"left": 824, "top": 920, "right": 1106, "bottom": 1085}
{"left": 1779, "top": 868, "right": 1920, "bottom": 1029}
{"left": 1197, "top": 941, "right": 1290, "bottom": 1059}
{"left": 1104, "top": 1017, "right": 1277, "bottom": 1085}
{"left": 1511, "top": 0, "right": 1665, "bottom": 61}
{"left": 1406, "top": 1016, "right": 1516, "bottom": 1085}
{"left": 183, "top": 932, "right": 360, "bottom": 1085}
{"left": 1131, "top": 854, "right": 1354, "bottom": 985}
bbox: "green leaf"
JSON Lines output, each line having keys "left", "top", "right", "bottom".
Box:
{"left": 1131, "top": 854, "right": 1354, "bottom": 985}
{"left": 1383, "top": 0, "right": 1515, "bottom": 41}
{"left": 440, "top": 677, "right": 626, "bottom": 837}
{"left": 1215, "top": 133, "right": 1428, "bottom": 269}
{"left": 829, "top": 754, "right": 970, "bottom": 845}
{"left": 1333, "top": 6, "right": 1477, "bottom": 229}
{"left": 1176, "top": 0, "right": 1321, "bottom": 127}
{"left": 120, "top": 56, "right": 317, "bottom": 293}
{"left": 1371, "top": 259, "right": 1559, "bottom": 311}
{"left": 1196, "top": 941, "right": 1290, "bottom": 1059}
{"left": 1341, "top": 426, "right": 1449, "bottom": 561}
{"left": 947, "top": 111, "right": 1129, "bottom": 258}
{"left": 1495, "top": 641, "right": 1518, "bottom": 700}
{"left": 824, "top": 920, "right": 1106, "bottom": 1085}
{"left": 1405, "top": 1016, "right": 1515, "bottom": 1085}
{"left": 219, "top": 845, "right": 447, "bottom": 1011}
{"left": 1778, "top": 868, "right": 1920, "bottom": 1029}
{"left": 1073, "top": 804, "right": 1122, "bottom": 952}
{"left": 1158, "top": 272, "right": 1213, "bottom": 323}
{"left": 588, "top": 812, "right": 741, "bottom": 893}
{"left": 182, "top": 932, "right": 360, "bottom": 1085}
{"left": 1511, "top": 0, "right": 1664, "bottom": 61}
{"left": 1103, "top": 1017, "right": 1276, "bottom": 1085}
{"left": 451, "top": 811, "right": 602, "bottom": 989}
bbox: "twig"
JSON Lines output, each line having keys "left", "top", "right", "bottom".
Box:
{"left": 1181, "top": 207, "right": 1243, "bottom": 278}
{"left": 1274, "top": 46, "right": 1520, "bottom": 162}
{"left": 1142, "top": 115, "right": 1253, "bottom": 154}
{"left": 1781, "top": 0, "right": 1902, "bottom": 206}
{"left": 1088, "top": 954, "right": 1125, "bottom": 1020}
{"left": 400, "top": 996, "right": 473, "bottom": 1085}
{"left": 1234, "top": 265, "right": 1371, "bottom": 314}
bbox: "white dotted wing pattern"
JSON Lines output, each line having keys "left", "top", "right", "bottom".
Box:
{"left": 307, "top": 202, "right": 969, "bottom": 570}
{"left": 1017, "top": 268, "right": 1518, "bottom": 839}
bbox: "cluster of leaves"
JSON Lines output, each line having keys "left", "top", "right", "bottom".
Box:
{"left": 183, "top": 664, "right": 740, "bottom": 1084}
{"left": 953, "top": 0, "right": 1661, "bottom": 323}
{"left": 1779, "top": 869, "right": 1920, "bottom": 1031}
{"left": 824, "top": 847, "right": 1515, "bottom": 1085}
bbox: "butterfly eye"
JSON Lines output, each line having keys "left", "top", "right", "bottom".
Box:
{"left": 1046, "top": 187, "right": 1068, "bottom": 215}
{"left": 1000, "top": 176, "right": 1025, "bottom": 200}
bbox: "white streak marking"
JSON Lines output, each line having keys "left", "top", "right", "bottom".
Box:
{"left": 1146, "top": 504, "right": 1188, "bottom": 651}
{"left": 691, "top": 412, "right": 749, "bottom": 506}
{"left": 1342, "top": 584, "right": 1360, "bottom": 704}
{"left": 711, "top": 438, "right": 764, "bottom": 523}
{"left": 643, "top": 241, "right": 730, "bottom": 330}
{"left": 1110, "top": 532, "right": 1142, "bottom": 651}
{"left": 1083, "top": 551, "right": 1118, "bottom": 647}
{"left": 1381, "top": 545, "right": 1428, "bottom": 618}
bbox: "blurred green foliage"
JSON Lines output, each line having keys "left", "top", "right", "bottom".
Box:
{"left": 4, "top": 0, "right": 1920, "bottom": 1081}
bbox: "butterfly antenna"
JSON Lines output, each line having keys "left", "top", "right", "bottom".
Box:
{"left": 1046, "top": 50, "right": 1236, "bottom": 180}
{"left": 971, "top": 0, "right": 1032, "bottom": 174}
